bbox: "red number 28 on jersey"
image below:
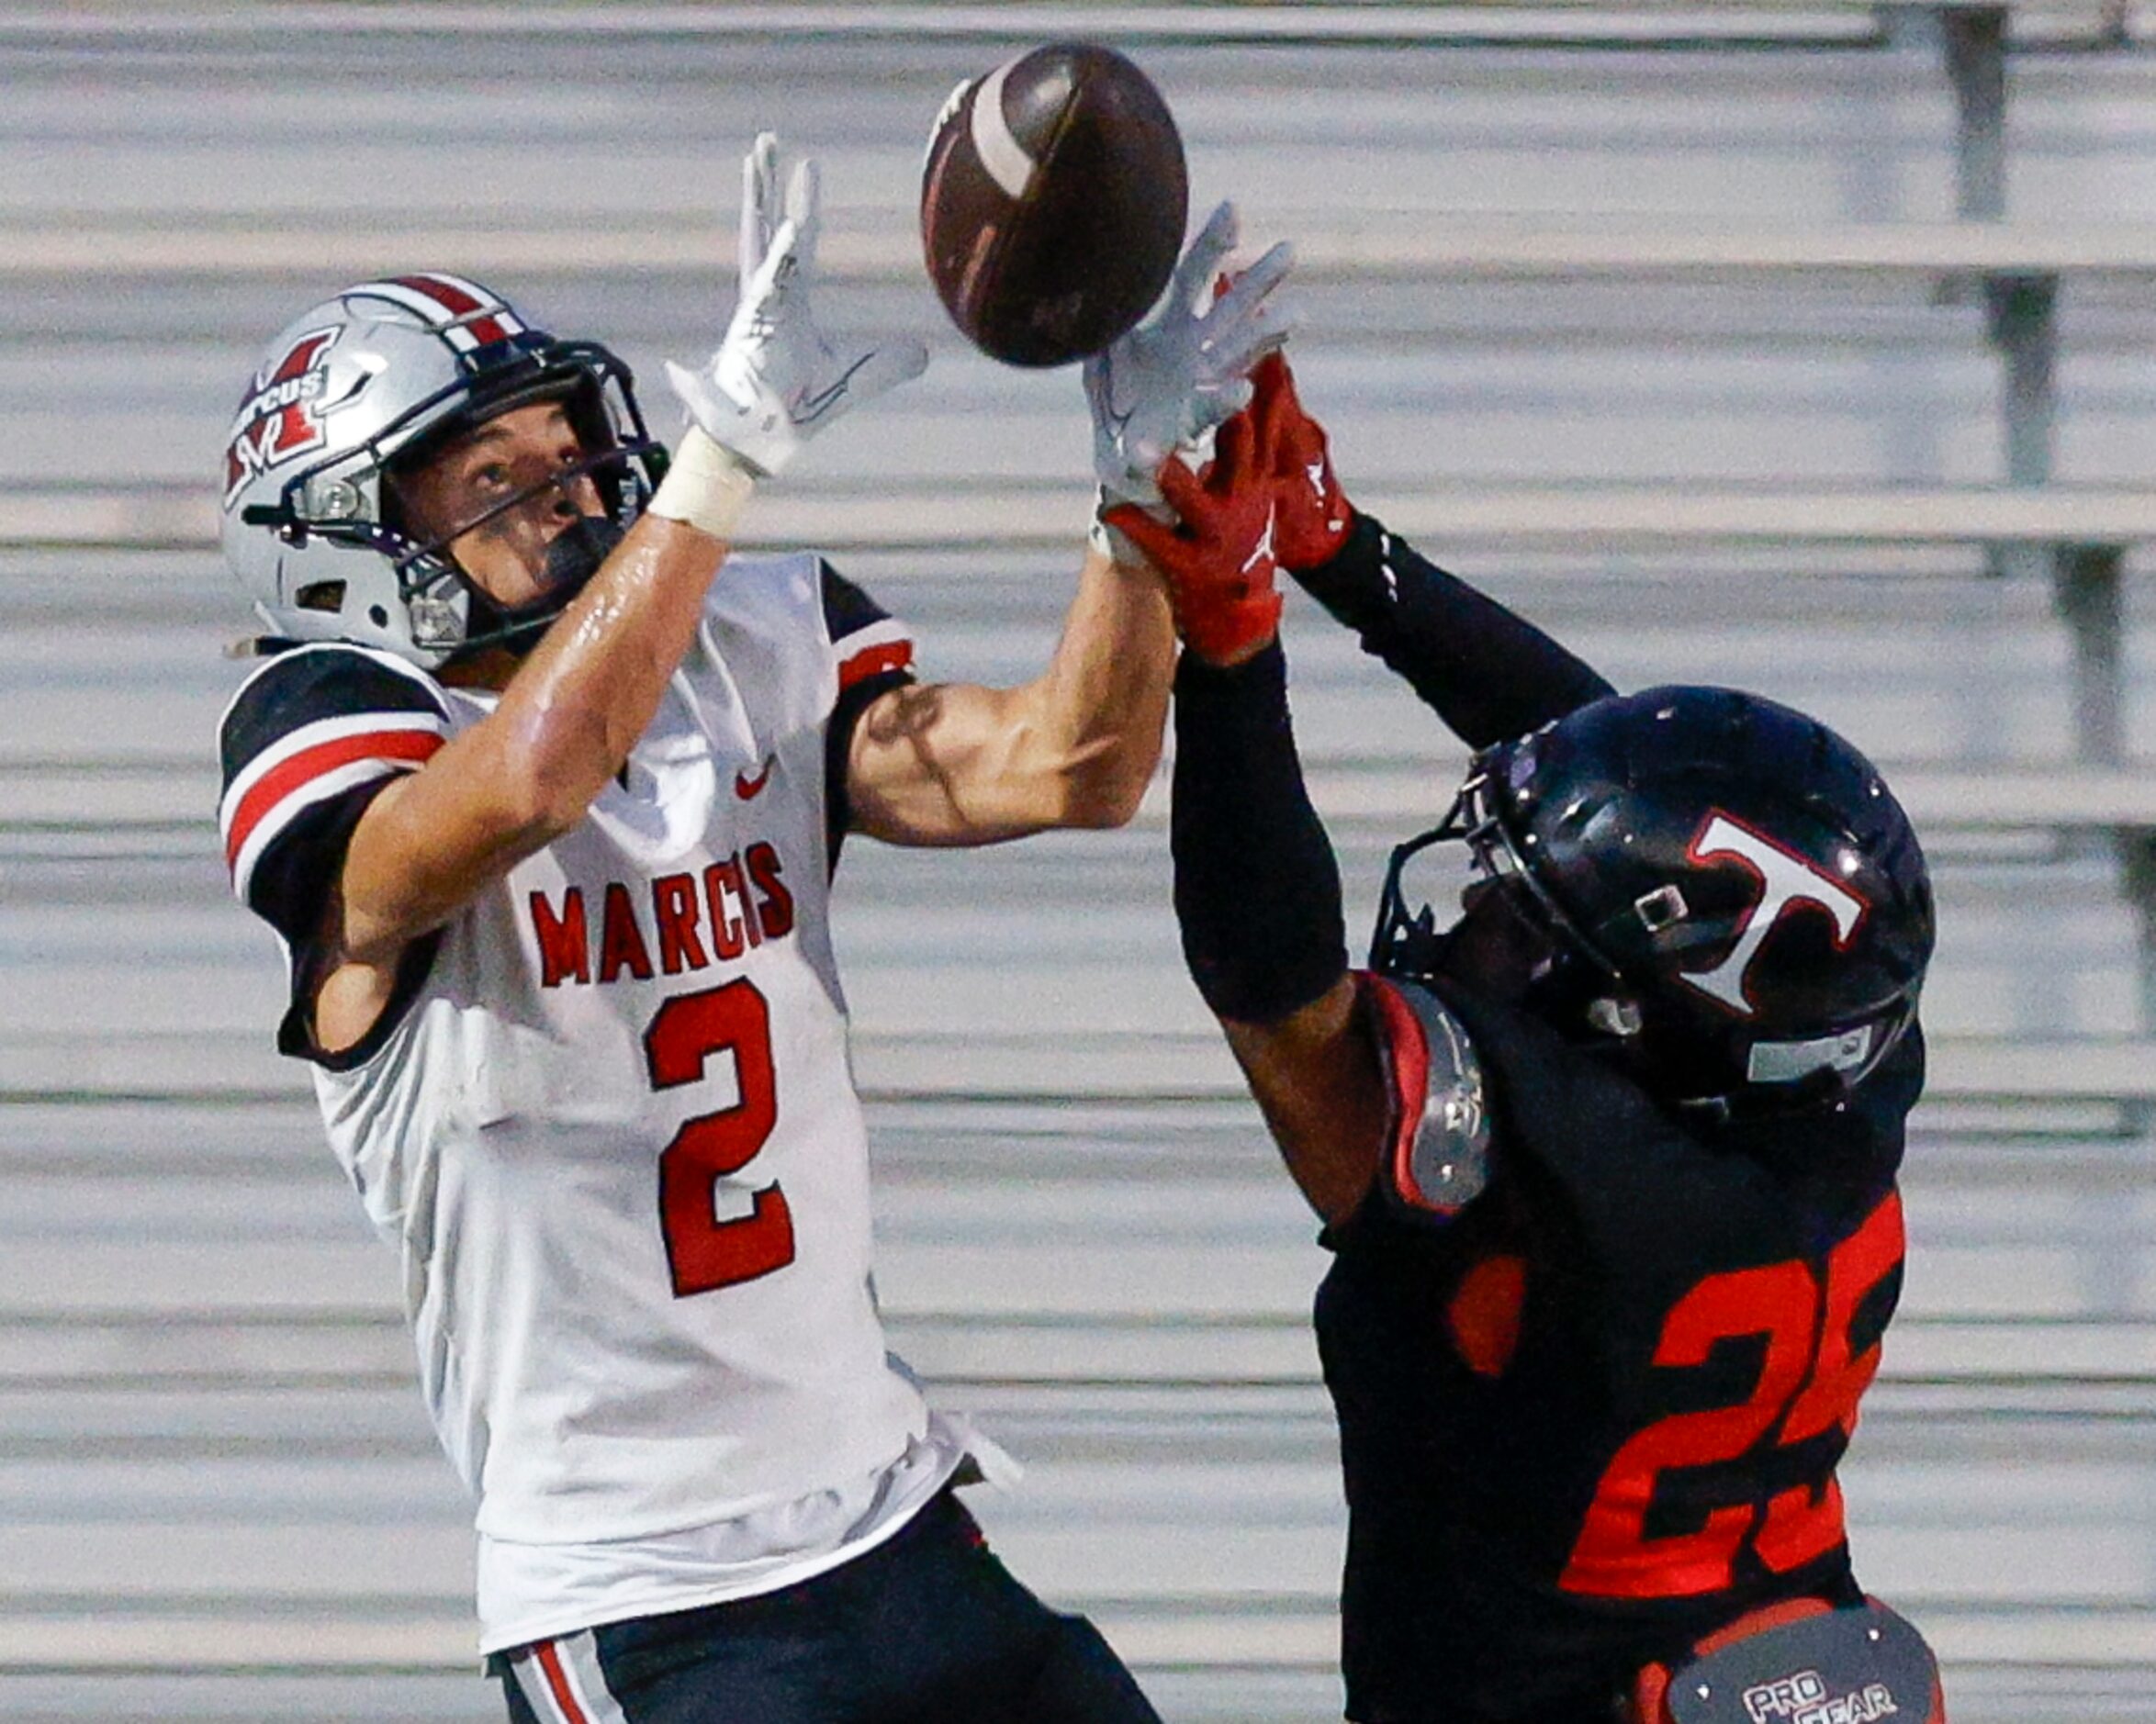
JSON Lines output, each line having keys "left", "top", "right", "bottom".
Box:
{"left": 1561, "top": 1190, "right": 1903, "bottom": 1600}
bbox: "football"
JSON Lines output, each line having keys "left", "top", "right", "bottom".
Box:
{"left": 920, "top": 42, "right": 1189, "bottom": 368}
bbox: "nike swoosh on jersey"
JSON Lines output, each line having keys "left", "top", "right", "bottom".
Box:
{"left": 736, "top": 756, "right": 776, "bottom": 800}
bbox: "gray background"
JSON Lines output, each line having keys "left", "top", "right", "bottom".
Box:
{"left": 4, "top": 5, "right": 2156, "bottom": 1720}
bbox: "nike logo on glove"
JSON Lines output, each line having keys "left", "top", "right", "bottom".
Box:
{"left": 1104, "top": 360, "right": 1140, "bottom": 439}
{"left": 736, "top": 756, "right": 776, "bottom": 800}
{"left": 789, "top": 353, "right": 873, "bottom": 427}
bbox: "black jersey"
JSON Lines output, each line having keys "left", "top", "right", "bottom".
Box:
{"left": 1318, "top": 965, "right": 1920, "bottom": 1724}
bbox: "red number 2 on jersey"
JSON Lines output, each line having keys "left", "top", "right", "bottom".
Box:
{"left": 644, "top": 979, "right": 796, "bottom": 1297}
{"left": 1559, "top": 1190, "right": 1903, "bottom": 1599}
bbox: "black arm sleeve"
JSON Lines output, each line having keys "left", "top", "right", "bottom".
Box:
{"left": 1291, "top": 512, "right": 1615, "bottom": 747}
{"left": 1173, "top": 641, "right": 1347, "bottom": 1024}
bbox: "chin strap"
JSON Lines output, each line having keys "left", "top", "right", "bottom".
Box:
{"left": 448, "top": 515, "right": 627, "bottom": 662}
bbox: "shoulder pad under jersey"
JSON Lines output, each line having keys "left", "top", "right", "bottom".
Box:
{"left": 1363, "top": 973, "right": 1492, "bottom": 1219}
{"left": 217, "top": 642, "right": 450, "bottom": 912}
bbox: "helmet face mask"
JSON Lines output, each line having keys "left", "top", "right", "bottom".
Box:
{"left": 1375, "top": 779, "right": 1645, "bottom": 1053}
{"left": 221, "top": 275, "right": 668, "bottom": 669}
{"left": 1372, "top": 688, "right": 1935, "bottom": 1120}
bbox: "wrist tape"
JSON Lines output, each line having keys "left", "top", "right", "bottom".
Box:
{"left": 648, "top": 428, "right": 757, "bottom": 541}
{"left": 1173, "top": 639, "right": 1348, "bottom": 1023}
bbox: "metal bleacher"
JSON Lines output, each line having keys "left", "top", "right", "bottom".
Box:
{"left": 6, "top": 5, "right": 2156, "bottom": 1722}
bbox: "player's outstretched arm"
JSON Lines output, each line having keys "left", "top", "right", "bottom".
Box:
{"left": 844, "top": 542, "right": 1174, "bottom": 844}
{"left": 1254, "top": 354, "right": 1613, "bottom": 748}
{"left": 325, "top": 138, "right": 922, "bottom": 1036}
{"left": 845, "top": 203, "right": 1287, "bottom": 846}
{"left": 1112, "top": 402, "right": 1389, "bottom": 1224}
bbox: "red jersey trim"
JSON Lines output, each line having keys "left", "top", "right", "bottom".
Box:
{"left": 837, "top": 640, "right": 913, "bottom": 690}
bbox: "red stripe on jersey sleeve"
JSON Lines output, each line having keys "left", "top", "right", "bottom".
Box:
{"left": 838, "top": 640, "right": 913, "bottom": 690}
{"left": 224, "top": 728, "right": 443, "bottom": 872}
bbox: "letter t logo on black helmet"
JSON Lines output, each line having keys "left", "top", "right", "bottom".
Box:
{"left": 1678, "top": 812, "right": 1869, "bottom": 1019}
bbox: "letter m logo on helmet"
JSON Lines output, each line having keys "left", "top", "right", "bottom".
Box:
{"left": 222, "top": 327, "right": 343, "bottom": 504}
{"left": 1678, "top": 812, "right": 1869, "bottom": 1020}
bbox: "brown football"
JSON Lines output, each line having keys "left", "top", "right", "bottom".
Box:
{"left": 920, "top": 42, "right": 1189, "bottom": 368}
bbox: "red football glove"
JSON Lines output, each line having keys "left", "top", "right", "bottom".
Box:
{"left": 1251, "top": 352, "right": 1354, "bottom": 572}
{"left": 1104, "top": 407, "right": 1284, "bottom": 666}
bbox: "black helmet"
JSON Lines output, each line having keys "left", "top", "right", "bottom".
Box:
{"left": 1373, "top": 687, "right": 1934, "bottom": 1117}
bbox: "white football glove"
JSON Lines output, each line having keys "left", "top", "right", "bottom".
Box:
{"left": 666, "top": 133, "right": 929, "bottom": 480}
{"left": 1084, "top": 200, "right": 1294, "bottom": 509}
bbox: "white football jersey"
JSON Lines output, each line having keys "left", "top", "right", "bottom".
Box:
{"left": 217, "top": 554, "right": 933, "bottom": 1587}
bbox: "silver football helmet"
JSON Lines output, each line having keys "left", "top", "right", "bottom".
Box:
{"left": 219, "top": 273, "right": 666, "bottom": 669}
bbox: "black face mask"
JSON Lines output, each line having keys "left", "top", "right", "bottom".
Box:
{"left": 460, "top": 515, "right": 625, "bottom": 658}
{"left": 1376, "top": 818, "right": 1629, "bottom": 1032}
{"left": 539, "top": 513, "right": 625, "bottom": 598}
{"left": 1432, "top": 881, "right": 1529, "bottom": 998}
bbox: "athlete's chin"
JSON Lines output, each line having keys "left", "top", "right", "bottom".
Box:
{"left": 458, "top": 560, "right": 550, "bottom": 613}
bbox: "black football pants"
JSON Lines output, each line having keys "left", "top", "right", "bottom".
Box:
{"left": 492, "top": 1489, "right": 1163, "bottom": 1724}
